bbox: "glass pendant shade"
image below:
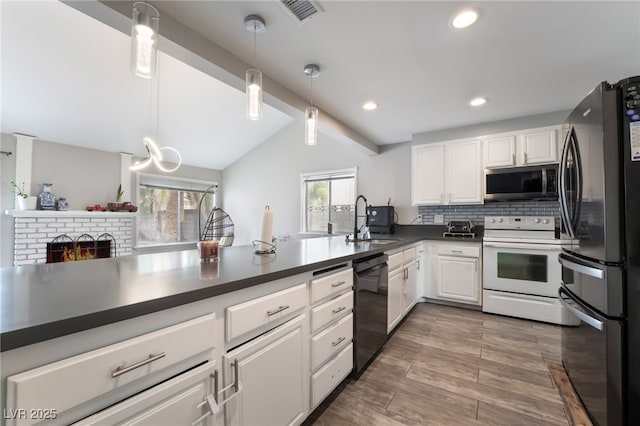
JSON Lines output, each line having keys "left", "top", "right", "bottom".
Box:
{"left": 131, "top": 2, "right": 159, "bottom": 79}
{"left": 305, "top": 106, "right": 319, "bottom": 146}
{"left": 246, "top": 69, "right": 263, "bottom": 120}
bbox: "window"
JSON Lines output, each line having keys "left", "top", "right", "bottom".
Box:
{"left": 301, "top": 168, "right": 356, "bottom": 233}
{"left": 137, "top": 174, "right": 216, "bottom": 247}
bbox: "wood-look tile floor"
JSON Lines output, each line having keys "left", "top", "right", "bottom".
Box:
{"left": 313, "top": 302, "right": 568, "bottom": 426}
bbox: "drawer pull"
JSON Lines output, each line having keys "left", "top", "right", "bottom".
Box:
{"left": 331, "top": 281, "right": 347, "bottom": 288}
{"left": 451, "top": 250, "right": 463, "bottom": 254}
{"left": 332, "top": 337, "right": 346, "bottom": 347}
{"left": 266, "top": 305, "right": 290, "bottom": 316}
{"left": 332, "top": 306, "right": 346, "bottom": 314}
{"left": 111, "top": 352, "right": 166, "bottom": 378}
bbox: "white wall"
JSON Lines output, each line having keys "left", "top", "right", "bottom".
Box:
{"left": 0, "top": 133, "right": 224, "bottom": 266}
{"left": 222, "top": 121, "right": 415, "bottom": 245}
{"left": 1, "top": 134, "right": 18, "bottom": 267}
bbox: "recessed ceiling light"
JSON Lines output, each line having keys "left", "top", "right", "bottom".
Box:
{"left": 362, "top": 101, "right": 378, "bottom": 111}
{"left": 450, "top": 9, "right": 480, "bottom": 29}
{"left": 469, "top": 97, "right": 488, "bottom": 107}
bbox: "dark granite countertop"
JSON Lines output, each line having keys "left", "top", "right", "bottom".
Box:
{"left": 0, "top": 225, "right": 482, "bottom": 352}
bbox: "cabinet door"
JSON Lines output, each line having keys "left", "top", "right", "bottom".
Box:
{"left": 224, "top": 315, "right": 307, "bottom": 426}
{"left": 520, "top": 128, "right": 558, "bottom": 165}
{"left": 412, "top": 144, "right": 445, "bottom": 205}
{"left": 436, "top": 255, "right": 480, "bottom": 305}
{"left": 484, "top": 135, "right": 516, "bottom": 168}
{"left": 387, "top": 269, "right": 405, "bottom": 333}
{"left": 446, "top": 139, "right": 483, "bottom": 204}
{"left": 72, "top": 363, "right": 217, "bottom": 426}
{"left": 403, "top": 261, "right": 417, "bottom": 315}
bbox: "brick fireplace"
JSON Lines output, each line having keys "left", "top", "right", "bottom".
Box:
{"left": 8, "top": 211, "right": 135, "bottom": 266}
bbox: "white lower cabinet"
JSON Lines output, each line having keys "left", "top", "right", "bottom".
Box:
{"left": 436, "top": 255, "right": 480, "bottom": 304}
{"left": 387, "top": 268, "right": 405, "bottom": 333}
{"left": 223, "top": 314, "right": 308, "bottom": 426}
{"left": 311, "top": 343, "right": 353, "bottom": 407}
{"left": 424, "top": 242, "right": 482, "bottom": 306}
{"left": 308, "top": 266, "right": 354, "bottom": 411}
{"left": 387, "top": 246, "right": 418, "bottom": 334}
{"left": 73, "top": 362, "right": 217, "bottom": 426}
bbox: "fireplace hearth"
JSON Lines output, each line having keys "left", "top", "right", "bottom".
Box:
{"left": 47, "top": 233, "right": 116, "bottom": 263}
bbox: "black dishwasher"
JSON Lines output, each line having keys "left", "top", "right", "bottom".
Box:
{"left": 352, "top": 253, "right": 388, "bottom": 375}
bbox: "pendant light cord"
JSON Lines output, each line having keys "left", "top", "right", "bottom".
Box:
{"left": 252, "top": 22, "right": 257, "bottom": 68}
{"left": 310, "top": 75, "right": 314, "bottom": 106}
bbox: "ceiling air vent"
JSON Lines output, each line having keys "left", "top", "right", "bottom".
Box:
{"left": 280, "top": 0, "right": 323, "bottom": 25}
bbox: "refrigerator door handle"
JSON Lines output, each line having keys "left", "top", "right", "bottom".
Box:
{"left": 559, "top": 253, "right": 605, "bottom": 280}
{"left": 569, "top": 130, "right": 584, "bottom": 233}
{"left": 558, "top": 286, "right": 605, "bottom": 331}
{"left": 559, "top": 128, "right": 575, "bottom": 238}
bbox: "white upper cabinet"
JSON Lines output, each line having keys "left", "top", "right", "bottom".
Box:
{"left": 519, "top": 126, "right": 558, "bottom": 165}
{"left": 412, "top": 139, "right": 482, "bottom": 205}
{"left": 484, "top": 126, "right": 560, "bottom": 168}
{"left": 412, "top": 144, "right": 445, "bottom": 205}
{"left": 446, "top": 139, "right": 483, "bottom": 204}
{"left": 483, "top": 135, "right": 517, "bottom": 167}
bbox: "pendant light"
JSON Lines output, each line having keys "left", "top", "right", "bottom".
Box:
{"left": 304, "top": 64, "right": 320, "bottom": 146}
{"left": 130, "top": 50, "right": 181, "bottom": 173}
{"left": 131, "top": 2, "right": 159, "bottom": 79}
{"left": 245, "top": 15, "right": 266, "bottom": 120}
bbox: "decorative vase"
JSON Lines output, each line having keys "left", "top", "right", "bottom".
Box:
{"left": 25, "top": 197, "right": 37, "bottom": 210}
{"left": 38, "top": 183, "right": 56, "bottom": 210}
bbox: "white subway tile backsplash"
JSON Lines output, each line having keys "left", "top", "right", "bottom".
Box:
{"left": 418, "top": 201, "right": 560, "bottom": 225}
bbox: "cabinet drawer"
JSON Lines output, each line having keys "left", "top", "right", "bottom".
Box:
{"left": 311, "top": 343, "right": 353, "bottom": 408}
{"left": 387, "top": 252, "right": 404, "bottom": 271}
{"left": 6, "top": 314, "right": 215, "bottom": 426}
{"left": 72, "top": 362, "right": 215, "bottom": 426}
{"left": 436, "top": 245, "right": 480, "bottom": 257}
{"left": 403, "top": 247, "right": 417, "bottom": 262}
{"left": 311, "top": 291, "right": 353, "bottom": 333}
{"left": 311, "top": 313, "right": 353, "bottom": 370}
{"left": 226, "top": 283, "right": 307, "bottom": 341}
{"left": 310, "top": 268, "right": 353, "bottom": 304}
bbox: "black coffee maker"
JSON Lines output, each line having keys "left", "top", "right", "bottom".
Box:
{"left": 366, "top": 206, "right": 395, "bottom": 234}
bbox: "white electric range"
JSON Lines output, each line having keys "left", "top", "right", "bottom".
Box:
{"left": 482, "top": 216, "right": 579, "bottom": 325}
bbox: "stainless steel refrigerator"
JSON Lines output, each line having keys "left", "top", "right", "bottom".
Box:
{"left": 558, "top": 76, "right": 640, "bottom": 425}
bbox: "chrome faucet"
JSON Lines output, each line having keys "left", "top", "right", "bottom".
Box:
{"left": 354, "top": 194, "right": 368, "bottom": 240}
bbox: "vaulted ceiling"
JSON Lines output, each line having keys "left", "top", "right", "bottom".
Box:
{"left": 2, "top": 1, "right": 638, "bottom": 169}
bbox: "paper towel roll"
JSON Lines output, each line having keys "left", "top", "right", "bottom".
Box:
{"left": 260, "top": 206, "right": 273, "bottom": 251}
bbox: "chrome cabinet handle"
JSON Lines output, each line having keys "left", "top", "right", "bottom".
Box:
{"left": 332, "top": 306, "right": 346, "bottom": 314}
{"left": 523, "top": 152, "right": 528, "bottom": 164}
{"left": 512, "top": 153, "right": 516, "bottom": 165}
{"left": 266, "top": 305, "right": 290, "bottom": 316}
{"left": 451, "top": 250, "right": 463, "bottom": 254}
{"left": 332, "top": 337, "right": 346, "bottom": 347}
{"left": 111, "top": 352, "right": 166, "bottom": 378}
{"left": 193, "top": 360, "right": 241, "bottom": 425}
{"left": 331, "top": 281, "right": 347, "bottom": 288}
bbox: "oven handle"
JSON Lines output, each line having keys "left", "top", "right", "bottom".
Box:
{"left": 559, "top": 253, "right": 604, "bottom": 280}
{"left": 483, "top": 242, "right": 560, "bottom": 251}
{"left": 558, "top": 286, "right": 604, "bottom": 331}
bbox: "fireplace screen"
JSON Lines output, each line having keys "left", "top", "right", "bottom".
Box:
{"left": 47, "top": 233, "right": 116, "bottom": 263}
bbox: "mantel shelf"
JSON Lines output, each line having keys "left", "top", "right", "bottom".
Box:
{"left": 4, "top": 210, "right": 137, "bottom": 218}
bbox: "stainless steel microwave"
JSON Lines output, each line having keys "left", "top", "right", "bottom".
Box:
{"left": 484, "top": 164, "right": 558, "bottom": 202}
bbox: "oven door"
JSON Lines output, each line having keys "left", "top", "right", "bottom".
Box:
{"left": 483, "top": 241, "right": 560, "bottom": 296}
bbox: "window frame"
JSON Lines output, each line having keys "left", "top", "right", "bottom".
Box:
{"left": 135, "top": 172, "right": 218, "bottom": 249}
{"left": 300, "top": 167, "right": 357, "bottom": 234}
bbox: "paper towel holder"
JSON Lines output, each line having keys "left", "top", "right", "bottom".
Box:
{"left": 253, "top": 205, "right": 277, "bottom": 255}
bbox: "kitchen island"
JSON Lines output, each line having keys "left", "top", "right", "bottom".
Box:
{"left": 0, "top": 225, "right": 481, "bottom": 426}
